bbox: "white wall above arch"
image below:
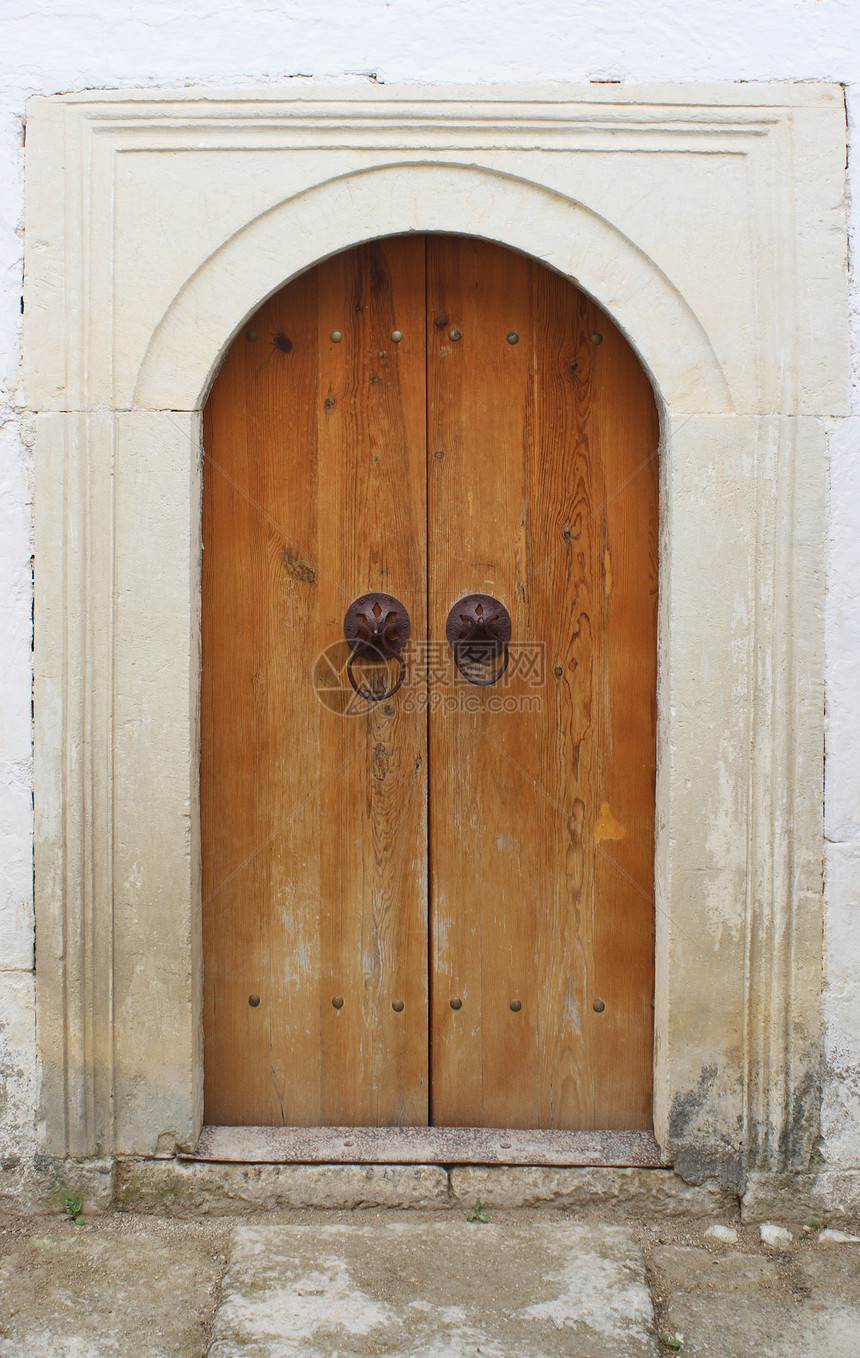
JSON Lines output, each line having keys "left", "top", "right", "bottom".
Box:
{"left": 135, "top": 161, "right": 730, "bottom": 415}
{"left": 23, "top": 84, "right": 847, "bottom": 1196}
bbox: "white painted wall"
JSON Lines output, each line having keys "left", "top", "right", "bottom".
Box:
{"left": 1, "top": 0, "right": 859, "bottom": 1171}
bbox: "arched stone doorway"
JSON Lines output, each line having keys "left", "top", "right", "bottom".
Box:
{"left": 28, "top": 87, "right": 836, "bottom": 1197}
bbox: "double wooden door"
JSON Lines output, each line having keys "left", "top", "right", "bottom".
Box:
{"left": 202, "top": 235, "right": 658, "bottom": 1130}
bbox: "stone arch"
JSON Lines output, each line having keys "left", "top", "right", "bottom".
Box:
{"left": 134, "top": 160, "right": 732, "bottom": 414}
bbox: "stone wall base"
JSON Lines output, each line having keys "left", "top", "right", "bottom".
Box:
{"left": 741, "top": 1170, "right": 860, "bottom": 1227}
{"left": 5, "top": 1158, "right": 860, "bottom": 1224}
{"left": 0, "top": 1155, "right": 115, "bottom": 1217}
{"left": 114, "top": 1161, "right": 733, "bottom": 1217}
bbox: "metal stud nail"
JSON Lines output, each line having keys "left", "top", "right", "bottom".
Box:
{"left": 593, "top": 998, "right": 606, "bottom": 1013}
{"left": 449, "top": 328, "right": 462, "bottom": 341}
{"left": 248, "top": 994, "right": 261, "bottom": 1007}
{"left": 510, "top": 999, "right": 522, "bottom": 1012}
{"left": 590, "top": 332, "right": 603, "bottom": 345}
{"left": 450, "top": 997, "right": 463, "bottom": 1011}
{"left": 392, "top": 999, "right": 405, "bottom": 1013}
{"left": 332, "top": 995, "right": 344, "bottom": 1009}
{"left": 331, "top": 330, "right": 343, "bottom": 343}
{"left": 507, "top": 332, "right": 519, "bottom": 345}
{"left": 391, "top": 330, "right": 403, "bottom": 343}
{"left": 246, "top": 329, "right": 258, "bottom": 342}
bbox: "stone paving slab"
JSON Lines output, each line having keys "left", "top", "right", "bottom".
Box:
{"left": 651, "top": 1240, "right": 860, "bottom": 1358}
{"left": 208, "top": 1222, "right": 657, "bottom": 1357}
{"left": 2, "top": 1207, "right": 860, "bottom": 1356}
{"left": 0, "top": 1215, "right": 228, "bottom": 1357}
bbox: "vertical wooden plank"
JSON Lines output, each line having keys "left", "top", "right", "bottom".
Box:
{"left": 577, "top": 284, "right": 659, "bottom": 1128}
{"left": 202, "top": 236, "right": 428, "bottom": 1126}
{"left": 428, "top": 237, "right": 657, "bottom": 1129}
{"left": 202, "top": 266, "right": 324, "bottom": 1125}
{"left": 427, "top": 237, "right": 541, "bottom": 1128}
{"left": 315, "top": 237, "right": 429, "bottom": 1127}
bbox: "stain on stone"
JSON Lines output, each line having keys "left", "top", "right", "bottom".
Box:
{"left": 668, "top": 1065, "right": 719, "bottom": 1143}
{"left": 667, "top": 1065, "right": 744, "bottom": 1190}
{"left": 672, "top": 1143, "right": 744, "bottom": 1193}
{"left": 283, "top": 546, "right": 316, "bottom": 585}
{"left": 371, "top": 744, "right": 390, "bottom": 781}
{"left": 786, "top": 1056, "right": 823, "bottom": 1168}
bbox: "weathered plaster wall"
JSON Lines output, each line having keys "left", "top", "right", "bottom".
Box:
{"left": 1, "top": 0, "right": 859, "bottom": 1173}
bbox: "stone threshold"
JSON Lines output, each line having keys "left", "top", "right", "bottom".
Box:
{"left": 180, "top": 1125, "right": 668, "bottom": 1167}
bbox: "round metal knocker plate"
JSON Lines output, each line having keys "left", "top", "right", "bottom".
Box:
{"left": 445, "top": 594, "right": 512, "bottom": 650}
{"left": 343, "top": 593, "right": 410, "bottom": 659}
{"left": 343, "top": 593, "right": 411, "bottom": 702}
{"left": 445, "top": 594, "right": 512, "bottom": 686}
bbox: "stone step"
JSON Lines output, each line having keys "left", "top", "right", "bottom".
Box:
{"left": 207, "top": 1221, "right": 658, "bottom": 1357}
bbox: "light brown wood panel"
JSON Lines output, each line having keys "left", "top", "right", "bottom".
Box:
{"left": 203, "top": 232, "right": 657, "bottom": 1132}
{"left": 427, "top": 236, "right": 658, "bottom": 1129}
{"left": 202, "top": 237, "right": 429, "bottom": 1126}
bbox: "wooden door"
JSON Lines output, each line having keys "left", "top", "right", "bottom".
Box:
{"left": 202, "top": 235, "right": 658, "bottom": 1130}
{"left": 427, "top": 238, "right": 658, "bottom": 1129}
{"left": 202, "top": 237, "right": 429, "bottom": 1126}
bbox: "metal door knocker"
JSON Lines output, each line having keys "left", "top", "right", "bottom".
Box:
{"left": 445, "top": 594, "right": 512, "bottom": 686}
{"left": 343, "top": 593, "right": 410, "bottom": 701}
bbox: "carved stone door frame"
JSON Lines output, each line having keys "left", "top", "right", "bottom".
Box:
{"left": 25, "top": 82, "right": 846, "bottom": 1195}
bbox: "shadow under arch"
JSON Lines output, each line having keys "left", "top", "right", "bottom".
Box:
{"left": 134, "top": 160, "right": 732, "bottom": 416}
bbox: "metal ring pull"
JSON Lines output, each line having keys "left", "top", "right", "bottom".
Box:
{"left": 343, "top": 593, "right": 410, "bottom": 702}
{"left": 445, "top": 594, "right": 512, "bottom": 687}
{"left": 345, "top": 647, "right": 405, "bottom": 702}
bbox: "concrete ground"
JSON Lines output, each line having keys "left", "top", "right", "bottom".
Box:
{"left": 1, "top": 1208, "right": 859, "bottom": 1357}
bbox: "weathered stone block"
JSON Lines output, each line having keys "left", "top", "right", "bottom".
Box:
{"left": 449, "top": 1166, "right": 735, "bottom": 1216}
{"left": 115, "top": 1158, "right": 451, "bottom": 1214}
{"left": 208, "top": 1222, "right": 657, "bottom": 1357}
{"left": 0, "top": 971, "right": 37, "bottom": 1168}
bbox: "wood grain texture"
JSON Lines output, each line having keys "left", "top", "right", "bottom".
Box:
{"left": 202, "top": 237, "right": 428, "bottom": 1125}
{"left": 203, "top": 233, "right": 657, "bottom": 1131}
{"left": 427, "top": 237, "right": 658, "bottom": 1130}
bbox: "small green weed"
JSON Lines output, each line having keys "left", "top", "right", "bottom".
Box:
{"left": 466, "top": 1198, "right": 488, "bottom": 1223}
{"left": 659, "top": 1334, "right": 683, "bottom": 1351}
{"left": 63, "top": 1196, "right": 84, "bottom": 1226}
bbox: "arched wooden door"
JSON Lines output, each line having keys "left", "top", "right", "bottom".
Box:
{"left": 201, "top": 235, "right": 658, "bottom": 1130}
